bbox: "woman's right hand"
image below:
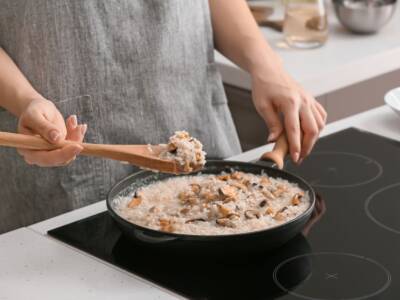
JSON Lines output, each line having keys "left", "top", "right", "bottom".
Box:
{"left": 17, "top": 98, "right": 87, "bottom": 167}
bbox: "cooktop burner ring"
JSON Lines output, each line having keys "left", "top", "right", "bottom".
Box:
{"left": 273, "top": 252, "right": 391, "bottom": 300}
{"left": 365, "top": 182, "right": 400, "bottom": 234}
{"left": 286, "top": 151, "right": 383, "bottom": 188}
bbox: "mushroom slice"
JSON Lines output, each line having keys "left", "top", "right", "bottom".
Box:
{"left": 149, "top": 206, "right": 160, "bottom": 213}
{"left": 265, "top": 207, "right": 274, "bottom": 215}
{"left": 180, "top": 207, "right": 190, "bottom": 215}
{"left": 127, "top": 197, "right": 142, "bottom": 208}
{"left": 272, "top": 186, "right": 287, "bottom": 198}
{"left": 227, "top": 213, "right": 240, "bottom": 220}
{"left": 244, "top": 210, "right": 261, "bottom": 219}
{"left": 216, "top": 218, "right": 236, "bottom": 228}
{"left": 217, "top": 204, "right": 232, "bottom": 218}
{"left": 262, "top": 190, "right": 276, "bottom": 200}
{"left": 167, "top": 142, "right": 177, "bottom": 153}
{"left": 178, "top": 191, "right": 198, "bottom": 205}
{"left": 190, "top": 183, "right": 201, "bottom": 194}
{"left": 201, "top": 190, "right": 218, "bottom": 202}
{"left": 259, "top": 199, "right": 267, "bottom": 208}
{"left": 218, "top": 185, "right": 237, "bottom": 200}
{"left": 260, "top": 176, "right": 270, "bottom": 186}
{"left": 217, "top": 174, "right": 230, "bottom": 181}
{"left": 230, "top": 171, "right": 244, "bottom": 180}
{"left": 273, "top": 213, "right": 285, "bottom": 221}
{"left": 159, "top": 219, "right": 175, "bottom": 232}
{"left": 291, "top": 193, "right": 304, "bottom": 206}
{"left": 230, "top": 181, "right": 248, "bottom": 191}
{"left": 185, "top": 218, "right": 206, "bottom": 224}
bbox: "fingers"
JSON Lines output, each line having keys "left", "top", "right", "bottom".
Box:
{"left": 20, "top": 144, "right": 83, "bottom": 167}
{"left": 311, "top": 104, "right": 325, "bottom": 131}
{"left": 299, "top": 105, "right": 319, "bottom": 160}
{"left": 20, "top": 105, "right": 67, "bottom": 144}
{"left": 259, "top": 102, "right": 283, "bottom": 142}
{"left": 282, "top": 101, "right": 301, "bottom": 163}
{"left": 315, "top": 101, "right": 328, "bottom": 124}
{"left": 18, "top": 114, "right": 87, "bottom": 167}
{"left": 66, "top": 115, "right": 87, "bottom": 142}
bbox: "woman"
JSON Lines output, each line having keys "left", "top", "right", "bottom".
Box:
{"left": 0, "top": 0, "right": 326, "bottom": 233}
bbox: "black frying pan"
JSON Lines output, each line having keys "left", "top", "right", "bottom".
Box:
{"left": 107, "top": 135, "right": 316, "bottom": 256}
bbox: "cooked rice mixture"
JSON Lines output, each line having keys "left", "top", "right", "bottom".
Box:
{"left": 114, "top": 171, "right": 310, "bottom": 235}
{"left": 158, "top": 131, "right": 206, "bottom": 173}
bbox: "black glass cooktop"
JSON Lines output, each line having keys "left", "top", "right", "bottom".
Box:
{"left": 49, "top": 128, "right": 400, "bottom": 300}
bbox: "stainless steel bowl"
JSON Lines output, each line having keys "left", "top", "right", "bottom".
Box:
{"left": 333, "top": 0, "right": 397, "bottom": 33}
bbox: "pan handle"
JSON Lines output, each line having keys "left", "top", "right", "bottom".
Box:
{"left": 259, "top": 134, "right": 289, "bottom": 169}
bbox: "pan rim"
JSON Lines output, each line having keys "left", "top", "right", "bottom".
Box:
{"left": 106, "top": 160, "right": 316, "bottom": 240}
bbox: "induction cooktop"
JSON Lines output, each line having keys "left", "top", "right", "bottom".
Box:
{"left": 49, "top": 128, "right": 400, "bottom": 300}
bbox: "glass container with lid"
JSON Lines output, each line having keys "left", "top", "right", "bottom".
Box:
{"left": 283, "top": 0, "right": 329, "bottom": 48}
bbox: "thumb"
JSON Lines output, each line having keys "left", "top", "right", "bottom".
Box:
{"left": 28, "top": 113, "right": 66, "bottom": 144}
{"left": 260, "top": 104, "right": 283, "bottom": 142}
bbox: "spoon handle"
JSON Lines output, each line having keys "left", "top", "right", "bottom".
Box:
{"left": 0, "top": 131, "right": 62, "bottom": 150}
{"left": 260, "top": 134, "right": 289, "bottom": 169}
{"left": 0, "top": 131, "right": 178, "bottom": 173}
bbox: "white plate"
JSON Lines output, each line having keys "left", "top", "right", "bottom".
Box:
{"left": 385, "top": 87, "right": 400, "bottom": 117}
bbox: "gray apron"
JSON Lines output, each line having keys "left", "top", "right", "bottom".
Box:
{"left": 0, "top": 0, "right": 241, "bottom": 233}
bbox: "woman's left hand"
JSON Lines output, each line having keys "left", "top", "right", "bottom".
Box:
{"left": 251, "top": 64, "right": 327, "bottom": 164}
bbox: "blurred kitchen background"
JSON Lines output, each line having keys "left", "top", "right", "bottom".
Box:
{"left": 220, "top": 0, "right": 399, "bottom": 150}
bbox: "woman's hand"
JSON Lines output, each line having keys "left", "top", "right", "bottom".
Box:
{"left": 252, "top": 65, "right": 327, "bottom": 163}
{"left": 17, "top": 98, "right": 87, "bottom": 167}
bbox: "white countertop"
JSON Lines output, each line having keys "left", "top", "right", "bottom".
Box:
{"left": 216, "top": 6, "right": 400, "bottom": 96}
{"left": 2, "top": 105, "right": 400, "bottom": 299}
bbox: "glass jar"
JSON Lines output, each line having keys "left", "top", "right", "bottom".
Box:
{"left": 283, "top": 0, "right": 329, "bottom": 49}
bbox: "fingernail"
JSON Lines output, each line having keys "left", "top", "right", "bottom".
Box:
{"left": 71, "top": 115, "right": 78, "bottom": 128}
{"left": 81, "top": 124, "right": 87, "bottom": 135}
{"left": 49, "top": 130, "right": 60, "bottom": 142}
{"left": 298, "top": 158, "right": 304, "bottom": 165}
{"left": 293, "top": 152, "right": 300, "bottom": 163}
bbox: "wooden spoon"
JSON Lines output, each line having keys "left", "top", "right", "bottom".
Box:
{"left": 0, "top": 131, "right": 188, "bottom": 174}
{"left": 260, "top": 134, "right": 289, "bottom": 169}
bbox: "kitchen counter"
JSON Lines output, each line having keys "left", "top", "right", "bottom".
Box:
{"left": 216, "top": 5, "right": 400, "bottom": 97}
{"left": 1, "top": 105, "right": 399, "bottom": 299}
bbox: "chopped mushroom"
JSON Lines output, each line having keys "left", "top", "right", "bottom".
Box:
{"left": 218, "top": 185, "right": 237, "bottom": 200}
{"left": 190, "top": 183, "right": 201, "bottom": 194}
{"left": 180, "top": 207, "right": 190, "bottom": 215}
{"left": 230, "top": 171, "right": 244, "bottom": 180}
{"left": 262, "top": 189, "right": 276, "bottom": 200}
{"left": 230, "top": 181, "right": 248, "bottom": 191}
{"left": 216, "top": 218, "right": 236, "bottom": 228}
{"left": 244, "top": 210, "right": 261, "bottom": 219}
{"left": 227, "top": 213, "right": 240, "bottom": 220}
{"left": 259, "top": 199, "right": 267, "bottom": 207}
{"left": 274, "top": 213, "right": 285, "bottom": 221}
{"left": 127, "top": 197, "right": 142, "bottom": 208}
{"left": 185, "top": 218, "right": 206, "bottom": 224}
{"left": 217, "top": 204, "right": 232, "bottom": 218}
{"left": 272, "top": 186, "right": 286, "bottom": 198}
{"left": 217, "top": 174, "right": 230, "bottom": 181}
{"left": 260, "top": 177, "right": 270, "bottom": 185}
{"left": 201, "top": 190, "right": 218, "bottom": 202}
{"left": 265, "top": 207, "right": 274, "bottom": 215}
{"left": 159, "top": 219, "right": 175, "bottom": 232}
{"left": 292, "top": 193, "right": 303, "bottom": 206}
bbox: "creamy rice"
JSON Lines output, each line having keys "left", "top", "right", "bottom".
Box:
{"left": 114, "top": 171, "right": 310, "bottom": 235}
{"left": 158, "top": 131, "right": 206, "bottom": 173}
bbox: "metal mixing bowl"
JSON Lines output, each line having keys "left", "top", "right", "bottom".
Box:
{"left": 333, "top": 0, "right": 397, "bottom": 33}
